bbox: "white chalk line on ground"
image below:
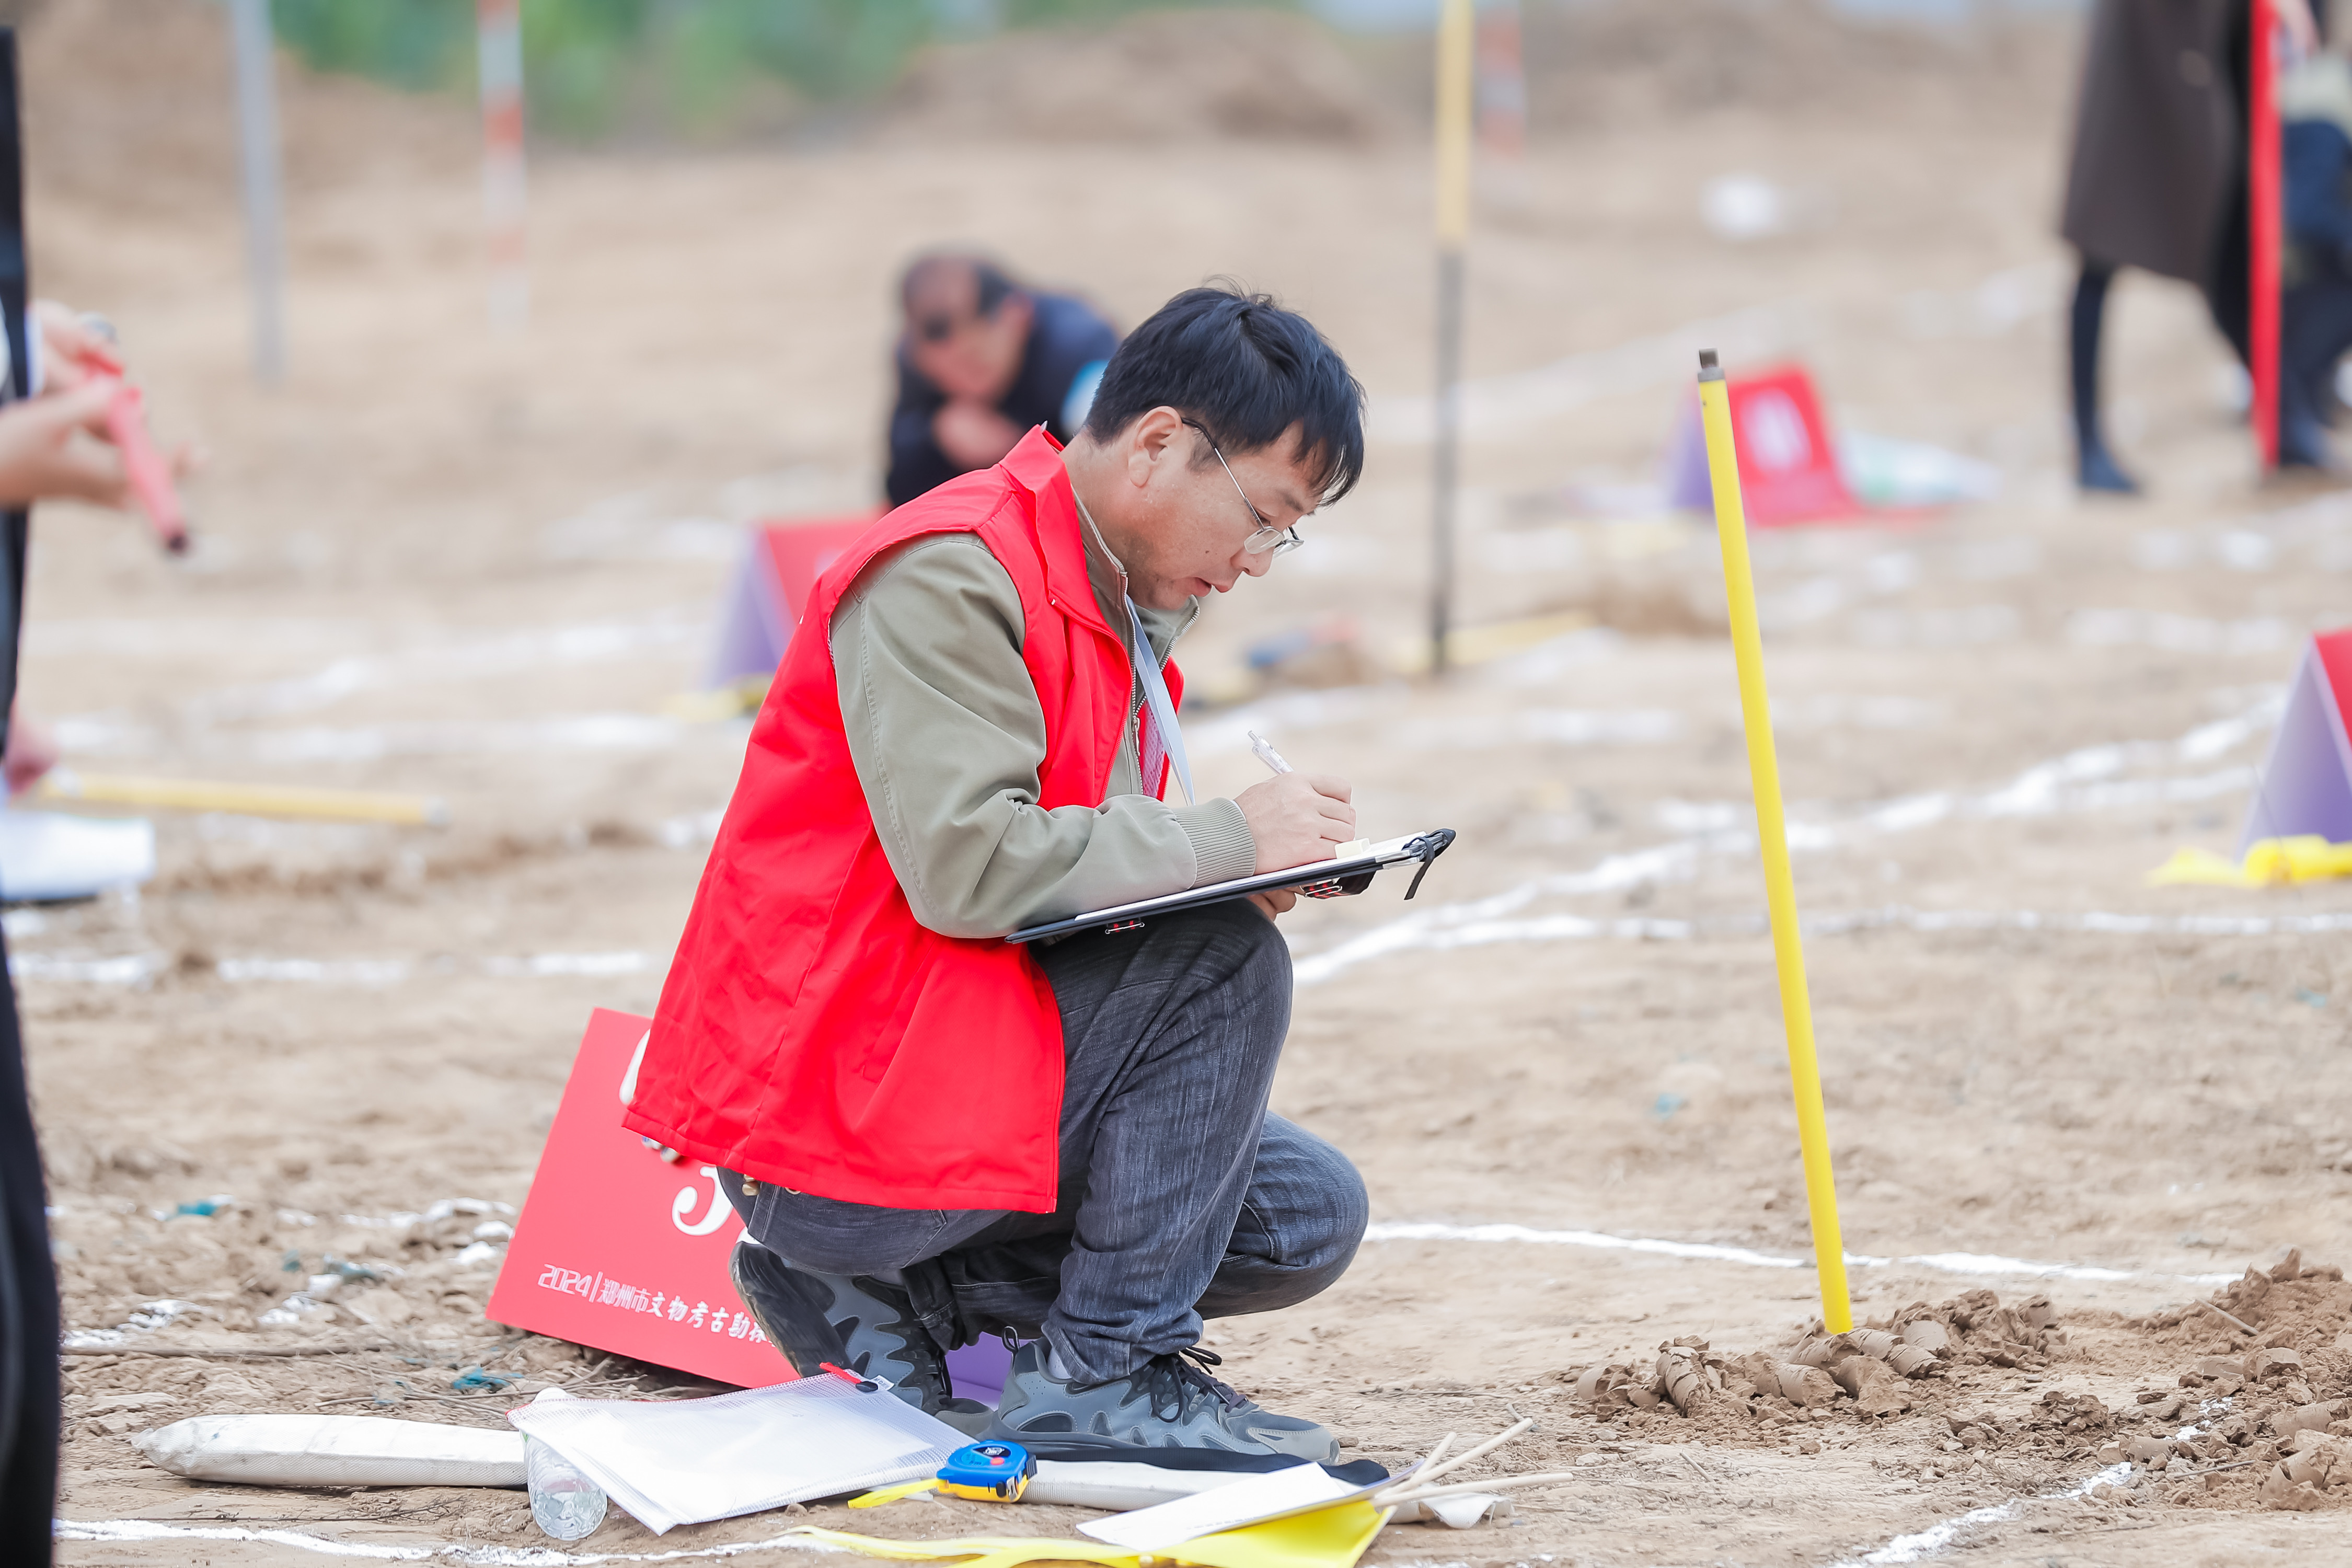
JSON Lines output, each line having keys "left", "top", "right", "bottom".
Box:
{"left": 1362, "top": 1223, "right": 2237, "bottom": 1288}
{"left": 51, "top": 1517, "right": 844, "bottom": 1564}
{"left": 21, "top": 894, "right": 2350, "bottom": 995}
{"left": 1370, "top": 300, "right": 1802, "bottom": 441}
{"left": 55, "top": 712, "right": 725, "bottom": 765}
{"left": 1828, "top": 1461, "right": 2133, "bottom": 1567}
{"left": 2065, "top": 607, "right": 2295, "bottom": 656}
{"left": 1292, "top": 698, "right": 2289, "bottom": 987}
{"left": 51, "top": 1466, "right": 2144, "bottom": 1567}
{"left": 1292, "top": 902, "right": 2352, "bottom": 985}
{"left": 180, "top": 612, "right": 711, "bottom": 726}
{"left": 51, "top": 608, "right": 718, "bottom": 761}
{"left": 8, "top": 950, "right": 655, "bottom": 988}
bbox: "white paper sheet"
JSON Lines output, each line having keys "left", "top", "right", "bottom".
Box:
{"left": 507, "top": 1376, "right": 963, "bottom": 1535}
{"left": 1076, "top": 1462, "right": 1370, "bottom": 1550}
{"left": 0, "top": 808, "right": 153, "bottom": 901}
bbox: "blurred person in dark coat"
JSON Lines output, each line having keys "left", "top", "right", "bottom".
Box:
{"left": 2061, "top": 0, "right": 2322, "bottom": 490}
{"left": 886, "top": 254, "right": 1119, "bottom": 506}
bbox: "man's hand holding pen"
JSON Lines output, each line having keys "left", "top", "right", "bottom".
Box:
{"left": 1233, "top": 729, "right": 1354, "bottom": 919}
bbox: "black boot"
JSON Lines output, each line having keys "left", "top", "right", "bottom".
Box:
{"left": 2072, "top": 260, "right": 2141, "bottom": 495}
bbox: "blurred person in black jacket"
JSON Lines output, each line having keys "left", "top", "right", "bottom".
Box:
{"left": 886, "top": 253, "right": 1119, "bottom": 506}
{"left": 2061, "top": 0, "right": 2323, "bottom": 490}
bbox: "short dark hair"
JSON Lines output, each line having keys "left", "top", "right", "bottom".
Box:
{"left": 899, "top": 252, "right": 1018, "bottom": 319}
{"left": 1083, "top": 285, "right": 1365, "bottom": 507}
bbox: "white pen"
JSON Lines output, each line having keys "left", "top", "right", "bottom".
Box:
{"left": 1246, "top": 729, "right": 1293, "bottom": 776}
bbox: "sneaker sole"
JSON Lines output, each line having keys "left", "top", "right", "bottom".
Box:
{"left": 978, "top": 1431, "right": 1381, "bottom": 1479}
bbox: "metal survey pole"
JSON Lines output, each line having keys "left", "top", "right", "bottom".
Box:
{"left": 1428, "top": 0, "right": 1473, "bottom": 676}
{"left": 227, "top": 0, "right": 285, "bottom": 383}
{"left": 478, "top": 0, "right": 528, "bottom": 330}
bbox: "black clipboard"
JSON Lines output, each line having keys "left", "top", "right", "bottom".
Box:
{"left": 1007, "top": 829, "right": 1456, "bottom": 944}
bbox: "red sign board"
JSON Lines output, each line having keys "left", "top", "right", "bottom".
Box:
{"left": 762, "top": 515, "right": 879, "bottom": 625}
{"left": 487, "top": 1009, "right": 1016, "bottom": 1399}
{"left": 1720, "top": 366, "right": 1857, "bottom": 525}
{"left": 1664, "top": 364, "right": 1859, "bottom": 526}
{"left": 486, "top": 1009, "right": 794, "bottom": 1387}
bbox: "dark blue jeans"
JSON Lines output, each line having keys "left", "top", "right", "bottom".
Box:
{"left": 724, "top": 901, "right": 1367, "bottom": 1383}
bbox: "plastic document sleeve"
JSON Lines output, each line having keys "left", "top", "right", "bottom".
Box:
{"left": 506, "top": 1375, "right": 966, "bottom": 1535}
{"left": 1007, "top": 828, "right": 1456, "bottom": 944}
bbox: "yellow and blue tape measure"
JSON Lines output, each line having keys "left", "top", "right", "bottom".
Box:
{"left": 849, "top": 1441, "right": 1036, "bottom": 1507}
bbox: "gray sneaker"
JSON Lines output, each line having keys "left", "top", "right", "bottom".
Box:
{"left": 729, "top": 1241, "right": 991, "bottom": 1436}
{"left": 984, "top": 1341, "right": 1346, "bottom": 1471}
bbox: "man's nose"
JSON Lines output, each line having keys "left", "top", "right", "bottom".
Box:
{"left": 1239, "top": 547, "right": 1273, "bottom": 580}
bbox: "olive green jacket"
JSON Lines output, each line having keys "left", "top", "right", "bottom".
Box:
{"left": 826, "top": 516, "right": 1254, "bottom": 938}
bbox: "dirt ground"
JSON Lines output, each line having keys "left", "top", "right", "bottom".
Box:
{"left": 18, "top": 2, "right": 2352, "bottom": 1564}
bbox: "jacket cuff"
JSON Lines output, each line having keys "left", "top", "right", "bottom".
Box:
{"left": 1174, "top": 799, "right": 1256, "bottom": 887}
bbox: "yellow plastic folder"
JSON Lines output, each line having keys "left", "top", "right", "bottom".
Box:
{"left": 2148, "top": 835, "right": 2352, "bottom": 887}
{"left": 788, "top": 1498, "right": 1390, "bottom": 1568}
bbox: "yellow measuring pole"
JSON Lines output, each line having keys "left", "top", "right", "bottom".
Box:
{"left": 39, "top": 770, "right": 448, "bottom": 827}
{"left": 1695, "top": 349, "right": 1851, "bottom": 1333}
{"left": 1434, "top": 0, "right": 1473, "bottom": 250}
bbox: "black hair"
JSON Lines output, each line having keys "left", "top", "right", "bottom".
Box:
{"left": 1083, "top": 284, "right": 1366, "bottom": 506}
{"left": 899, "top": 252, "right": 1018, "bottom": 319}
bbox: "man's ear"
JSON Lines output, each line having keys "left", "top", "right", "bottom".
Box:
{"left": 1122, "top": 406, "right": 1185, "bottom": 489}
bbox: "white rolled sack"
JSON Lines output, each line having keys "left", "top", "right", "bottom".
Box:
{"left": 135, "top": 1414, "right": 525, "bottom": 1489}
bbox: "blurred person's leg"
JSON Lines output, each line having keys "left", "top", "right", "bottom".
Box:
{"left": 2206, "top": 179, "right": 2252, "bottom": 367}
{"left": 0, "top": 936, "right": 59, "bottom": 1564}
{"left": 2281, "top": 275, "right": 2352, "bottom": 467}
{"left": 2071, "top": 258, "right": 2140, "bottom": 493}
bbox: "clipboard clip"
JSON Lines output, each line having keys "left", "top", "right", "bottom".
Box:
{"left": 1400, "top": 828, "right": 1456, "bottom": 900}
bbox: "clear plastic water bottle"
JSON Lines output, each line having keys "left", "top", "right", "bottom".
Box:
{"left": 524, "top": 1387, "right": 607, "bottom": 1541}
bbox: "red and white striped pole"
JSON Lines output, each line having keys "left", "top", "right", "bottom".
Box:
{"left": 2251, "top": 0, "right": 2281, "bottom": 471}
{"left": 1474, "top": 0, "right": 1526, "bottom": 166}
{"left": 477, "top": 0, "right": 528, "bottom": 331}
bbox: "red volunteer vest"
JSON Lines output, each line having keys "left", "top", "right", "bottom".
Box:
{"left": 623, "top": 430, "right": 1177, "bottom": 1213}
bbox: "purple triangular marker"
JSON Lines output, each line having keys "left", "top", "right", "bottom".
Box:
{"left": 702, "top": 532, "right": 790, "bottom": 689}
{"left": 943, "top": 1337, "right": 1013, "bottom": 1404}
{"left": 2238, "top": 639, "right": 2352, "bottom": 851}
{"left": 1663, "top": 394, "right": 1712, "bottom": 511}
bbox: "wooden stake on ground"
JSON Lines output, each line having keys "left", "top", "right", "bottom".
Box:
{"left": 1694, "top": 348, "right": 1852, "bottom": 1334}
{"left": 2197, "top": 1298, "right": 2258, "bottom": 1336}
{"left": 1427, "top": 0, "right": 1473, "bottom": 675}
{"left": 40, "top": 771, "right": 448, "bottom": 826}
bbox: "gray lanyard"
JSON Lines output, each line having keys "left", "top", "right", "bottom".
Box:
{"left": 1125, "top": 597, "right": 1194, "bottom": 807}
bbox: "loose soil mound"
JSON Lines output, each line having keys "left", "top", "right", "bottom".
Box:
{"left": 1557, "top": 1260, "right": 2352, "bottom": 1515}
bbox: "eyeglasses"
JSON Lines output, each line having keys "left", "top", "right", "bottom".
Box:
{"left": 1183, "top": 418, "right": 1304, "bottom": 556}
{"left": 914, "top": 301, "right": 1004, "bottom": 344}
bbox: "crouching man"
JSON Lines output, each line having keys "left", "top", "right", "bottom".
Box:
{"left": 625, "top": 286, "right": 1371, "bottom": 1469}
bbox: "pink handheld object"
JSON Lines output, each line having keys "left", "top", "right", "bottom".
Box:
{"left": 95, "top": 375, "right": 186, "bottom": 554}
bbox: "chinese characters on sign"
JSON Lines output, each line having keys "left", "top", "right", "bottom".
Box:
{"left": 534, "top": 1263, "right": 768, "bottom": 1344}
